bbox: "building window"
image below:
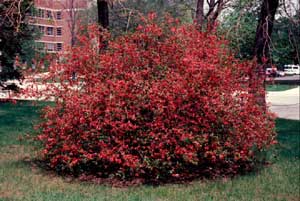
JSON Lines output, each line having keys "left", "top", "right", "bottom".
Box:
{"left": 46, "top": 27, "right": 54, "bottom": 35}
{"left": 56, "top": 43, "right": 63, "bottom": 51}
{"left": 56, "top": 27, "right": 62, "bottom": 36}
{"left": 46, "top": 43, "right": 55, "bottom": 52}
{"left": 46, "top": 10, "right": 52, "bottom": 19}
{"left": 38, "top": 26, "right": 44, "bottom": 34}
{"left": 37, "top": 9, "right": 44, "bottom": 18}
{"left": 56, "top": 11, "right": 62, "bottom": 20}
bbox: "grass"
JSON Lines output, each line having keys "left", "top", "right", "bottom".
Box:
{"left": 266, "top": 84, "right": 298, "bottom": 92}
{"left": 0, "top": 101, "right": 299, "bottom": 201}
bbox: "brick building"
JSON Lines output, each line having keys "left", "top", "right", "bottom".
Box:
{"left": 30, "top": 0, "right": 88, "bottom": 53}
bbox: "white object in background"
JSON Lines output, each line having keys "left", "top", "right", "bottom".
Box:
{"left": 284, "top": 64, "right": 300, "bottom": 75}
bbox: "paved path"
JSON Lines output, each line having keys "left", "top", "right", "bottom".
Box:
{"left": 267, "top": 86, "right": 300, "bottom": 120}
{"left": 271, "top": 75, "right": 300, "bottom": 84}
{"left": 274, "top": 75, "right": 300, "bottom": 81}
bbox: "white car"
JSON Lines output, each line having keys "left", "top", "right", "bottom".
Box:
{"left": 284, "top": 64, "right": 300, "bottom": 75}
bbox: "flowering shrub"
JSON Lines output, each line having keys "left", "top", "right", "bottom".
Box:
{"left": 29, "top": 15, "right": 276, "bottom": 183}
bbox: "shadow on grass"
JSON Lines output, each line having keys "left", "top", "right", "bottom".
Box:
{"left": 275, "top": 118, "right": 300, "bottom": 159}
{"left": 266, "top": 84, "right": 298, "bottom": 92}
{"left": 0, "top": 100, "right": 52, "bottom": 146}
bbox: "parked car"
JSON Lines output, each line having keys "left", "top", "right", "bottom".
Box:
{"left": 284, "top": 64, "right": 300, "bottom": 75}
{"left": 276, "top": 70, "right": 285, "bottom": 77}
{"left": 266, "top": 68, "right": 277, "bottom": 77}
{"left": 266, "top": 67, "right": 285, "bottom": 77}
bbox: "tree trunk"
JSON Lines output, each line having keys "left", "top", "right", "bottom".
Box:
{"left": 252, "top": 0, "right": 279, "bottom": 110}
{"left": 254, "top": 0, "right": 279, "bottom": 63}
{"left": 97, "top": 0, "right": 109, "bottom": 29}
{"left": 196, "top": 0, "right": 204, "bottom": 28}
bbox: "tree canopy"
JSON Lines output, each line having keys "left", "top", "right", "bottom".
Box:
{"left": 0, "top": 0, "right": 36, "bottom": 89}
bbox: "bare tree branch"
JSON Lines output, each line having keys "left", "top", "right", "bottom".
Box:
{"left": 0, "top": 0, "right": 34, "bottom": 32}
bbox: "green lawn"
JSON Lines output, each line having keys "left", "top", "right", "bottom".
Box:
{"left": 0, "top": 101, "right": 299, "bottom": 201}
{"left": 266, "top": 84, "right": 298, "bottom": 92}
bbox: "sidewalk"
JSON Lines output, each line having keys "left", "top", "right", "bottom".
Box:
{"left": 267, "top": 86, "right": 300, "bottom": 120}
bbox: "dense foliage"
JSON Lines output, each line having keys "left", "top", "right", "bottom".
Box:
{"left": 29, "top": 15, "right": 276, "bottom": 183}
{"left": 84, "top": 0, "right": 194, "bottom": 37}
{"left": 271, "top": 13, "right": 300, "bottom": 66}
{"left": 221, "top": 1, "right": 299, "bottom": 66}
{"left": 0, "top": 0, "right": 36, "bottom": 88}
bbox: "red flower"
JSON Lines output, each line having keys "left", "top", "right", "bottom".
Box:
{"left": 28, "top": 16, "right": 276, "bottom": 181}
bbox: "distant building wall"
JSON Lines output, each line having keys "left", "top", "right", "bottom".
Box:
{"left": 30, "top": 0, "right": 88, "bottom": 53}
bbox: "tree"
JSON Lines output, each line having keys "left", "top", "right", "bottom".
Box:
{"left": 60, "top": 0, "right": 88, "bottom": 47}
{"left": 0, "top": 0, "right": 35, "bottom": 90}
{"left": 254, "top": 0, "right": 279, "bottom": 64}
{"left": 221, "top": 0, "right": 299, "bottom": 66}
{"left": 271, "top": 1, "right": 300, "bottom": 66}
{"left": 251, "top": 0, "right": 279, "bottom": 108}
{"left": 63, "top": 0, "right": 79, "bottom": 47}
{"left": 97, "top": 0, "right": 109, "bottom": 28}
{"left": 219, "top": 0, "right": 258, "bottom": 59}
{"left": 196, "top": 0, "right": 230, "bottom": 30}
{"left": 79, "top": 0, "right": 98, "bottom": 26}
{"left": 104, "top": 0, "right": 194, "bottom": 36}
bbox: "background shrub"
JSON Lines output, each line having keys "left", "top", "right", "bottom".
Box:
{"left": 30, "top": 15, "right": 276, "bottom": 183}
